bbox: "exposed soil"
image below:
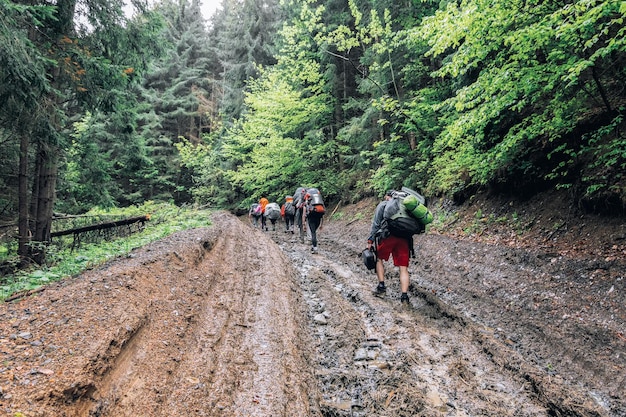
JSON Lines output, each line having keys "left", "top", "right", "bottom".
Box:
{"left": 1, "top": 192, "right": 625, "bottom": 416}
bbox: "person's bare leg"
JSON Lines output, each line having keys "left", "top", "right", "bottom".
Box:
{"left": 399, "top": 266, "right": 409, "bottom": 293}
{"left": 376, "top": 259, "right": 385, "bottom": 283}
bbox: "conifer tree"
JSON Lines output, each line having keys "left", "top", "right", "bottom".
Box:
{"left": 129, "top": 0, "right": 218, "bottom": 202}
{"left": 208, "top": 0, "right": 283, "bottom": 123}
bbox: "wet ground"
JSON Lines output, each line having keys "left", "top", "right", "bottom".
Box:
{"left": 0, "top": 197, "right": 624, "bottom": 416}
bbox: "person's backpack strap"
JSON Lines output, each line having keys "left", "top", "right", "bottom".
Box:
{"left": 374, "top": 221, "right": 390, "bottom": 243}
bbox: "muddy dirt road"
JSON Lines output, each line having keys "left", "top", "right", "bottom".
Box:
{"left": 1, "top": 204, "right": 624, "bottom": 416}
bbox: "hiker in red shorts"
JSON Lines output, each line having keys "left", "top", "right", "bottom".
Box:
{"left": 367, "top": 190, "right": 411, "bottom": 304}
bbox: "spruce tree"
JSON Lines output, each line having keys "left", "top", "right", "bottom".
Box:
{"left": 208, "top": 0, "right": 283, "bottom": 124}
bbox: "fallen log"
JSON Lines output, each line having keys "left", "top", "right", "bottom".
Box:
{"left": 50, "top": 215, "right": 150, "bottom": 237}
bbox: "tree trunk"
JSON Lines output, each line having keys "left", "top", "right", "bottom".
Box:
{"left": 32, "top": 142, "right": 58, "bottom": 265}
{"left": 27, "top": 0, "right": 75, "bottom": 264}
{"left": 17, "top": 133, "right": 30, "bottom": 265}
{"left": 29, "top": 144, "right": 41, "bottom": 226}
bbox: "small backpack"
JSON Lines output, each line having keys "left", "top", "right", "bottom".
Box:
{"left": 306, "top": 188, "right": 325, "bottom": 214}
{"left": 362, "top": 248, "right": 376, "bottom": 270}
{"left": 382, "top": 187, "right": 431, "bottom": 238}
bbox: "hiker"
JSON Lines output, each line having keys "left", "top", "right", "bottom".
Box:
{"left": 293, "top": 187, "right": 307, "bottom": 241}
{"left": 303, "top": 188, "right": 325, "bottom": 253}
{"left": 265, "top": 202, "right": 281, "bottom": 231}
{"left": 281, "top": 195, "right": 296, "bottom": 233}
{"left": 258, "top": 197, "right": 269, "bottom": 231}
{"left": 249, "top": 203, "right": 262, "bottom": 228}
{"left": 367, "top": 190, "right": 412, "bottom": 304}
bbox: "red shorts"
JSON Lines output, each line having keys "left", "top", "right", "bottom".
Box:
{"left": 376, "top": 235, "right": 410, "bottom": 267}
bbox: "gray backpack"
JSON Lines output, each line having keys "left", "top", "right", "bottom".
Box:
{"left": 265, "top": 202, "right": 281, "bottom": 220}
{"left": 306, "top": 188, "right": 325, "bottom": 214}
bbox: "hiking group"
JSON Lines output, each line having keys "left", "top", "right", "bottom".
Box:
{"left": 248, "top": 186, "right": 432, "bottom": 304}
{"left": 248, "top": 186, "right": 326, "bottom": 253}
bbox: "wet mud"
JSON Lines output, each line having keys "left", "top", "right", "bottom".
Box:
{"left": 0, "top": 206, "right": 624, "bottom": 416}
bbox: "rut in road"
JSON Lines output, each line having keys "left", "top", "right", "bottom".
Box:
{"left": 271, "top": 211, "right": 609, "bottom": 417}
{"left": 0, "top": 212, "right": 314, "bottom": 417}
{"left": 281, "top": 240, "right": 558, "bottom": 415}
{"left": 86, "top": 212, "right": 314, "bottom": 417}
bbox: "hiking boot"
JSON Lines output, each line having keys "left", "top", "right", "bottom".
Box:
{"left": 375, "top": 282, "right": 386, "bottom": 294}
{"left": 311, "top": 246, "right": 318, "bottom": 253}
{"left": 400, "top": 293, "right": 410, "bottom": 304}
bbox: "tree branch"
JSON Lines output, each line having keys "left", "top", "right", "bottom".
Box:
{"left": 321, "top": 49, "right": 386, "bottom": 95}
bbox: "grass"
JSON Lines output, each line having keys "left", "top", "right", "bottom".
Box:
{"left": 0, "top": 202, "right": 213, "bottom": 301}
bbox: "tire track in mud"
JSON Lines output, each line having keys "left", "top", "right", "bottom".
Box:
{"left": 279, "top": 239, "right": 547, "bottom": 416}
{"left": 413, "top": 235, "right": 625, "bottom": 416}
{"left": 88, "top": 212, "right": 313, "bottom": 417}
{"left": 272, "top": 215, "right": 610, "bottom": 417}
{"left": 62, "top": 249, "right": 210, "bottom": 417}
{"left": 160, "top": 215, "right": 313, "bottom": 417}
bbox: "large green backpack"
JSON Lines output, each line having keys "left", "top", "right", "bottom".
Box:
{"left": 400, "top": 187, "right": 433, "bottom": 225}
{"left": 383, "top": 187, "right": 432, "bottom": 238}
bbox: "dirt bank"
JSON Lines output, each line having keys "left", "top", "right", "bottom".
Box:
{"left": 0, "top": 200, "right": 624, "bottom": 416}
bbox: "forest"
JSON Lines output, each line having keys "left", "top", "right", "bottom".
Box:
{"left": 1, "top": 0, "right": 625, "bottom": 266}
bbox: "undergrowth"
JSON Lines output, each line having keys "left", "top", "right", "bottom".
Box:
{"left": 0, "top": 202, "right": 212, "bottom": 301}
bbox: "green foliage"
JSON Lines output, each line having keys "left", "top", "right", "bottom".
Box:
{"left": 225, "top": 132, "right": 304, "bottom": 201}
{"left": 184, "top": 0, "right": 626, "bottom": 211}
{"left": 128, "top": 0, "right": 213, "bottom": 204}
{"left": 547, "top": 113, "right": 626, "bottom": 207}
{"left": 0, "top": 0, "right": 55, "bottom": 115}
{"left": 56, "top": 113, "right": 116, "bottom": 213}
{"left": 5, "top": 0, "right": 626, "bottom": 243}
{"left": 218, "top": 58, "right": 333, "bottom": 205}
{"left": 208, "top": 0, "right": 283, "bottom": 122}
{"left": 417, "top": 0, "right": 626, "bottom": 207}
{"left": 176, "top": 130, "right": 237, "bottom": 207}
